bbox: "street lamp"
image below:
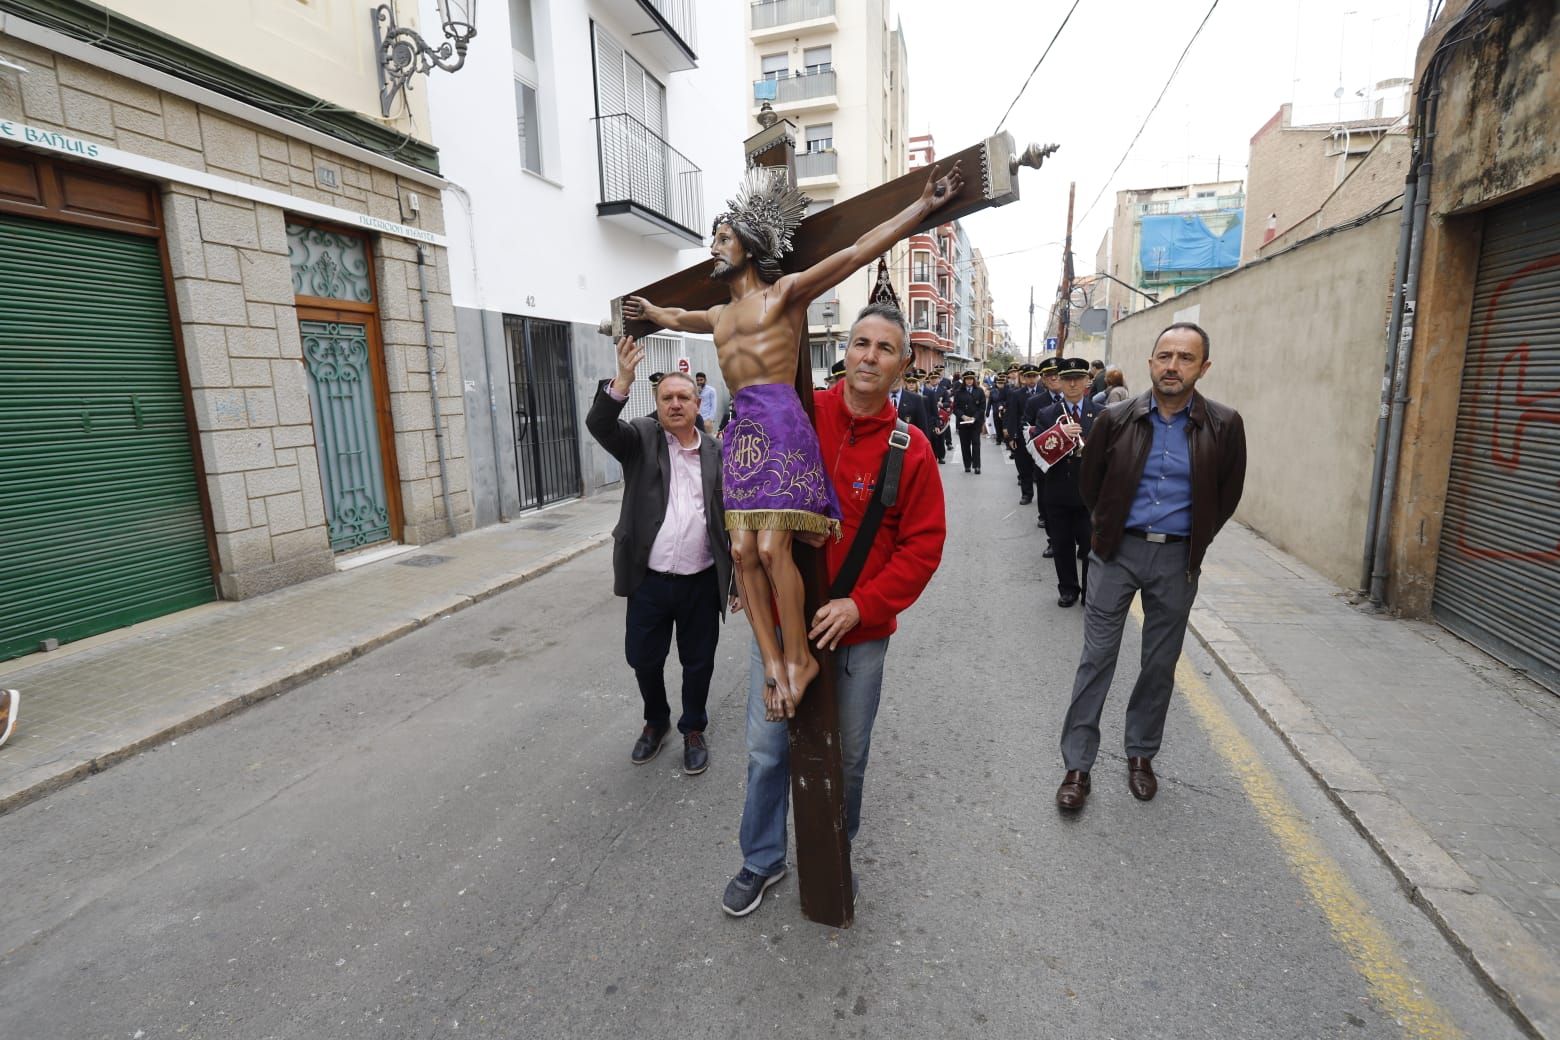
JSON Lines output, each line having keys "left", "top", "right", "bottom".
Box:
{"left": 373, "top": 1, "right": 479, "bottom": 118}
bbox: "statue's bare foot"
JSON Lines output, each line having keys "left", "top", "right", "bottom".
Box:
{"left": 763, "top": 677, "right": 784, "bottom": 721}
{"left": 784, "top": 653, "right": 820, "bottom": 713}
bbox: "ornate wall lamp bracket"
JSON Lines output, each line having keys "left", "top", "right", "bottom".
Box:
{"left": 372, "top": 1, "right": 478, "bottom": 118}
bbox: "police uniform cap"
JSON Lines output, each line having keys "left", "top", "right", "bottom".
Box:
{"left": 1036, "top": 357, "right": 1060, "bottom": 375}
{"left": 1057, "top": 357, "right": 1092, "bottom": 378}
{"left": 1019, "top": 363, "right": 1040, "bottom": 374}
{"left": 648, "top": 371, "right": 665, "bottom": 385}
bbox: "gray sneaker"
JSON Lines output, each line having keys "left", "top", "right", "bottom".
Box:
{"left": 721, "top": 866, "right": 786, "bottom": 917}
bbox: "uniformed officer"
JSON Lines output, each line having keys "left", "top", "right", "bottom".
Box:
{"left": 1033, "top": 358, "right": 1102, "bottom": 606}
{"left": 952, "top": 370, "right": 987, "bottom": 473}
{"left": 827, "top": 358, "right": 847, "bottom": 387}
{"left": 1008, "top": 364, "right": 1043, "bottom": 505}
{"left": 989, "top": 371, "right": 1009, "bottom": 446}
{"left": 1024, "top": 356, "right": 1064, "bottom": 551}
{"left": 921, "top": 366, "right": 951, "bottom": 464}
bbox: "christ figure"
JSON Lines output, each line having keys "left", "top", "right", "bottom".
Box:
{"left": 622, "top": 161, "right": 963, "bottom": 722}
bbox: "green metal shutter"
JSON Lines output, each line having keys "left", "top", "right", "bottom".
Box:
{"left": 0, "top": 212, "right": 215, "bottom": 661}
{"left": 1432, "top": 186, "right": 1560, "bottom": 691}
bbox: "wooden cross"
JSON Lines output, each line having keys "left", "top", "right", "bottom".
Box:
{"left": 610, "top": 125, "right": 1056, "bottom": 928}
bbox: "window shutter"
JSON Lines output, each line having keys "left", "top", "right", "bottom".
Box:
{"left": 593, "top": 23, "right": 625, "bottom": 117}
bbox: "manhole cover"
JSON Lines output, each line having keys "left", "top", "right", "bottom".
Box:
{"left": 398, "top": 554, "right": 453, "bottom": 567}
{"left": 522, "top": 521, "right": 562, "bottom": 531}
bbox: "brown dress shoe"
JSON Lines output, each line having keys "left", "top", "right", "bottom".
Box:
{"left": 1055, "top": 770, "right": 1091, "bottom": 810}
{"left": 1127, "top": 757, "right": 1157, "bottom": 801}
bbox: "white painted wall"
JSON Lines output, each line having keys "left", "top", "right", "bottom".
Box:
{"left": 425, "top": 0, "right": 747, "bottom": 327}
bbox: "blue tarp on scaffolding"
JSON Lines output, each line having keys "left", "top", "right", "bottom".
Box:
{"left": 1139, "top": 213, "right": 1243, "bottom": 273}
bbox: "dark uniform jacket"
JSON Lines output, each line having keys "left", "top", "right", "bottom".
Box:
{"left": 1034, "top": 396, "right": 1101, "bottom": 509}
{"left": 1022, "top": 389, "right": 1065, "bottom": 437}
{"left": 951, "top": 384, "right": 987, "bottom": 425}
{"left": 893, "top": 389, "right": 935, "bottom": 445}
{"left": 1079, "top": 390, "right": 1247, "bottom": 575}
{"left": 1005, "top": 385, "right": 1038, "bottom": 441}
{"left": 585, "top": 383, "right": 732, "bottom": 604}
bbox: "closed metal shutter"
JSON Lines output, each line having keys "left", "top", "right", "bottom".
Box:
{"left": 0, "top": 213, "right": 214, "bottom": 661}
{"left": 1433, "top": 186, "right": 1560, "bottom": 690}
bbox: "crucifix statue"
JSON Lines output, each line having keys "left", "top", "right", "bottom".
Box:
{"left": 610, "top": 122, "right": 1056, "bottom": 927}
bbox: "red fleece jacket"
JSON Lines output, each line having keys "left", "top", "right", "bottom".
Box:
{"left": 814, "top": 383, "right": 946, "bottom": 645}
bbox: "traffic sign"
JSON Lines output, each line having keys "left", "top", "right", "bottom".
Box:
{"left": 677, "top": 357, "right": 690, "bottom": 374}
{"left": 1045, "top": 337, "right": 1058, "bottom": 351}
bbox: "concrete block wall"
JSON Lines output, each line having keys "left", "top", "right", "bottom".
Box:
{"left": 0, "top": 37, "right": 472, "bottom": 599}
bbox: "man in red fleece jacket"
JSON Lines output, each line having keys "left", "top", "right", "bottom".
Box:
{"left": 722, "top": 302, "right": 946, "bottom": 917}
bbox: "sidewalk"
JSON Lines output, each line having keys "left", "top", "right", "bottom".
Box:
{"left": 1188, "top": 523, "right": 1560, "bottom": 1039}
{"left": 0, "top": 491, "right": 621, "bottom": 816}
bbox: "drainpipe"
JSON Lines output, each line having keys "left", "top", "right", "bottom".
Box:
{"left": 416, "top": 244, "right": 457, "bottom": 540}
{"left": 1360, "top": 165, "right": 1417, "bottom": 591}
{"left": 1367, "top": 65, "right": 1442, "bottom": 607}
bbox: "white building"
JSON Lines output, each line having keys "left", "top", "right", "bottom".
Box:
{"left": 426, "top": 0, "right": 747, "bottom": 523}
{"left": 746, "top": 0, "right": 910, "bottom": 381}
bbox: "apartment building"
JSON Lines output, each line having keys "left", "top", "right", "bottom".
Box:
{"left": 0, "top": 0, "right": 466, "bottom": 659}
{"left": 1094, "top": 179, "right": 1246, "bottom": 324}
{"left": 747, "top": 0, "right": 910, "bottom": 381}
{"left": 428, "top": 0, "right": 746, "bottom": 524}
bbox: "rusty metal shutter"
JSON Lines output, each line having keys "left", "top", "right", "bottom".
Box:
{"left": 1432, "top": 185, "right": 1560, "bottom": 690}
{"left": 0, "top": 212, "right": 215, "bottom": 661}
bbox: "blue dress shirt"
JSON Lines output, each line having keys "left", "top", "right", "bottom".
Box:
{"left": 1125, "top": 396, "right": 1194, "bottom": 536}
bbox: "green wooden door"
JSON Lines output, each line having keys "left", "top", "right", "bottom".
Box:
{"left": 0, "top": 213, "right": 214, "bottom": 661}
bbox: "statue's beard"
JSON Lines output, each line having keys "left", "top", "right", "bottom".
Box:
{"left": 710, "top": 258, "right": 743, "bottom": 282}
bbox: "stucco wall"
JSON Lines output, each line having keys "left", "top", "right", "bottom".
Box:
{"left": 1107, "top": 212, "right": 1401, "bottom": 589}
{"left": 103, "top": 0, "right": 431, "bottom": 134}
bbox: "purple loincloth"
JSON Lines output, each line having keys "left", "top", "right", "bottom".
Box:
{"left": 721, "top": 384, "right": 842, "bottom": 537}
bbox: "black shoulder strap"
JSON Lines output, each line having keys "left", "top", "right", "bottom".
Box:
{"left": 830, "top": 420, "right": 911, "bottom": 599}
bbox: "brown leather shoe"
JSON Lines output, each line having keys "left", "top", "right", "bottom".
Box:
{"left": 1055, "top": 770, "right": 1091, "bottom": 811}
{"left": 1127, "top": 757, "right": 1157, "bottom": 801}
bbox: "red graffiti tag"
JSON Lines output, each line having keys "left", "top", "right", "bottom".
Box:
{"left": 1455, "top": 251, "right": 1560, "bottom": 564}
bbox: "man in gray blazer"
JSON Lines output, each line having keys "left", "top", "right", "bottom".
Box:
{"left": 586, "top": 336, "right": 733, "bottom": 775}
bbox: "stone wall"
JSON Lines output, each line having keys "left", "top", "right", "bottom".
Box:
{"left": 0, "top": 35, "right": 472, "bottom": 600}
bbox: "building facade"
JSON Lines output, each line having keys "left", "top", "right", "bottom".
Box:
{"left": 427, "top": 0, "right": 746, "bottom": 524}
{"left": 1, "top": 0, "right": 467, "bottom": 661}
{"left": 748, "top": 0, "right": 909, "bottom": 381}
{"left": 1095, "top": 179, "right": 1246, "bottom": 325}
{"left": 1241, "top": 102, "right": 1410, "bottom": 263}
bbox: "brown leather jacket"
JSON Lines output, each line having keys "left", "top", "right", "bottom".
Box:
{"left": 1079, "top": 389, "right": 1247, "bottom": 576}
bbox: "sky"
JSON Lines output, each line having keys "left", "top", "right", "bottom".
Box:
{"left": 889, "top": 0, "right": 1430, "bottom": 344}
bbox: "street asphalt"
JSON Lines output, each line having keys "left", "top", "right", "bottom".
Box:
{"left": 0, "top": 444, "right": 1531, "bottom": 1040}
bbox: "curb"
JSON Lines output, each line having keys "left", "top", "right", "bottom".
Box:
{"left": 1186, "top": 606, "right": 1558, "bottom": 1040}
{"left": 0, "top": 533, "right": 612, "bottom": 819}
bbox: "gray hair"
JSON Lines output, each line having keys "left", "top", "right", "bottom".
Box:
{"left": 850, "top": 302, "right": 912, "bottom": 359}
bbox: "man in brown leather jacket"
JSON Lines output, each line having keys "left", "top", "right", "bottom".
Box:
{"left": 1055, "top": 322, "right": 1246, "bottom": 811}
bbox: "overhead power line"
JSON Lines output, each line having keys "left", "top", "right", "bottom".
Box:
{"left": 1077, "top": 0, "right": 1223, "bottom": 227}
{"left": 992, "top": 0, "right": 1083, "bottom": 135}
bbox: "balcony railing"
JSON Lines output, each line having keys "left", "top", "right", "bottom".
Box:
{"left": 752, "top": 0, "right": 836, "bottom": 31}
{"left": 1136, "top": 193, "right": 1245, "bottom": 216}
{"left": 594, "top": 114, "right": 703, "bottom": 242}
{"left": 911, "top": 265, "right": 932, "bottom": 284}
{"left": 795, "top": 149, "right": 837, "bottom": 179}
{"left": 644, "top": 0, "right": 697, "bottom": 52}
{"left": 752, "top": 68, "right": 836, "bottom": 105}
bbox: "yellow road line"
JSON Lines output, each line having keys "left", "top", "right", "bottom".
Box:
{"left": 1142, "top": 605, "right": 1462, "bottom": 1039}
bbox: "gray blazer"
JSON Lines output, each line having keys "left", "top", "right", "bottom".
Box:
{"left": 585, "top": 382, "right": 732, "bottom": 606}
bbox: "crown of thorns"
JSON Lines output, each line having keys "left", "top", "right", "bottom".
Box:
{"left": 712, "top": 166, "right": 810, "bottom": 260}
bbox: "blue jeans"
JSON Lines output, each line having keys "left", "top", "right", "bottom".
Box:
{"left": 738, "top": 634, "right": 889, "bottom": 878}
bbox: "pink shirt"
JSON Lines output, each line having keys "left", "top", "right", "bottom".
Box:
{"left": 648, "top": 428, "right": 715, "bottom": 575}
{"left": 605, "top": 382, "right": 714, "bottom": 575}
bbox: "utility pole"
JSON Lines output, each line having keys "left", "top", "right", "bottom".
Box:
{"left": 1056, "top": 180, "right": 1076, "bottom": 355}
{"left": 1026, "top": 284, "right": 1034, "bottom": 364}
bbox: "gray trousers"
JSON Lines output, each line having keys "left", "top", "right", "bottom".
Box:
{"left": 1060, "top": 535, "right": 1200, "bottom": 772}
